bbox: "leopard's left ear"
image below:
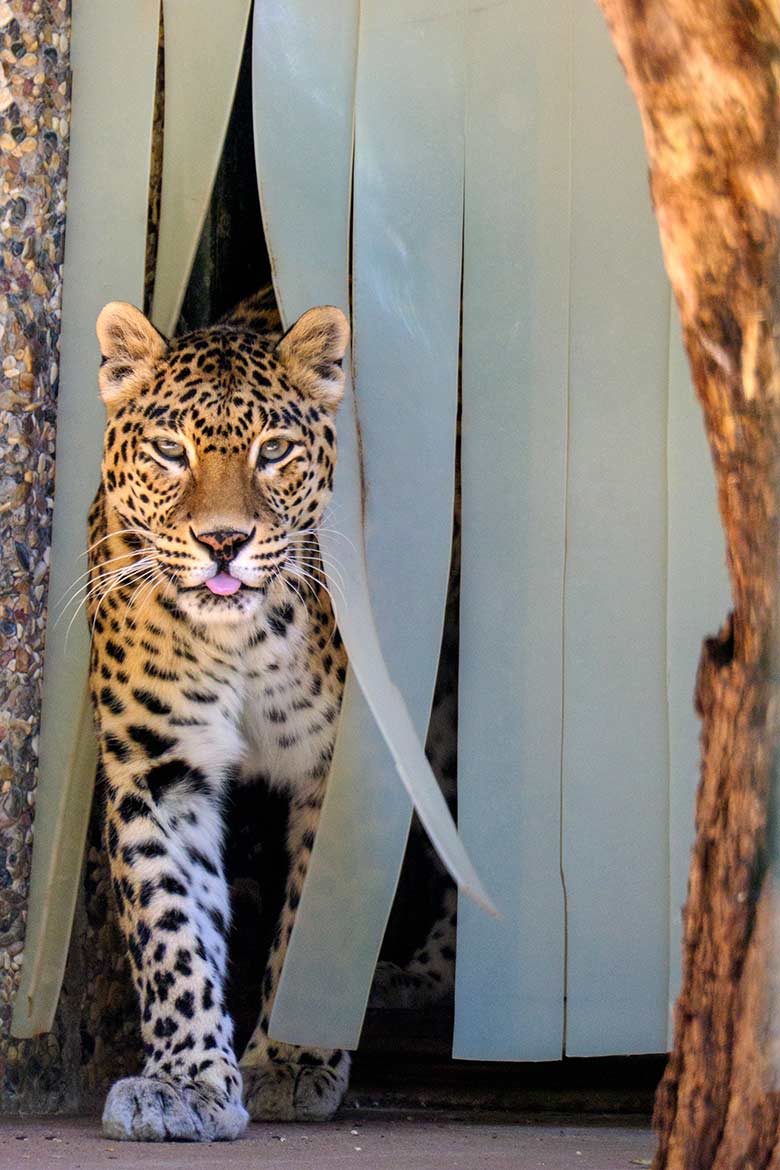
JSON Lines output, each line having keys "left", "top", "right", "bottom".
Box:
{"left": 96, "top": 302, "right": 168, "bottom": 408}
{"left": 275, "top": 306, "right": 350, "bottom": 411}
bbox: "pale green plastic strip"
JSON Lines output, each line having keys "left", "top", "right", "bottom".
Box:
{"left": 453, "top": 0, "right": 569, "bottom": 1061}
{"left": 562, "top": 2, "right": 670, "bottom": 1056}
{"left": 11, "top": 0, "right": 160, "bottom": 1038}
{"left": 150, "top": 0, "right": 252, "bottom": 337}
{"left": 665, "top": 310, "right": 729, "bottom": 1044}
{"left": 254, "top": 0, "right": 491, "bottom": 1051}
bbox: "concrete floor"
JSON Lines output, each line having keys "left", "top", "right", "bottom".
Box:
{"left": 1, "top": 1115, "right": 655, "bottom": 1170}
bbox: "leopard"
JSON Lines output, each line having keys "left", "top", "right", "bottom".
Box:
{"left": 87, "top": 285, "right": 352, "bottom": 1140}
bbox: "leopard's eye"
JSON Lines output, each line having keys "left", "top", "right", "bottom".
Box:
{"left": 258, "top": 437, "right": 292, "bottom": 465}
{"left": 152, "top": 438, "right": 186, "bottom": 462}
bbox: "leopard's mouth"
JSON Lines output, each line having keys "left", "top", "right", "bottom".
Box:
{"left": 203, "top": 571, "right": 243, "bottom": 596}
{"left": 177, "top": 571, "right": 271, "bottom": 596}
{"left": 174, "top": 553, "right": 288, "bottom": 600}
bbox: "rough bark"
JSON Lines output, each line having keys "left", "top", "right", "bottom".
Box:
{"left": 594, "top": 3, "right": 780, "bottom": 1167}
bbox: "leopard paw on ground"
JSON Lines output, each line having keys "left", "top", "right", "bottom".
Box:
{"left": 102, "top": 1075, "right": 249, "bottom": 1142}
{"left": 242, "top": 1054, "right": 349, "bottom": 1122}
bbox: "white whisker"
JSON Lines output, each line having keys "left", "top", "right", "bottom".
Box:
{"left": 292, "top": 548, "right": 347, "bottom": 587}
{"left": 56, "top": 548, "right": 158, "bottom": 604}
{"left": 55, "top": 556, "right": 158, "bottom": 626}
{"left": 292, "top": 523, "right": 357, "bottom": 556}
{"left": 283, "top": 575, "right": 307, "bottom": 608}
{"left": 60, "top": 560, "right": 157, "bottom": 649}
{"left": 293, "top": 558, "right": 346, "bottom": 597}
{"left": 286, "top": 562, "right": 346, "bottom": 621}
{"left": 82, "top": 526, "right": 152, "bottom": 557}
{"left": 61, "top": 563, "right": 143, "bottom": 650}
{"left": 122, "top": 567, "right": 165, "bottom": 625}
{"left": 288, "top": 535, "right": 348, "bottom": 577}
{"left": 126, "top": 569, "right": 167, "bottom": 626}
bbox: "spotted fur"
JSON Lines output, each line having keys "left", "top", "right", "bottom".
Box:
{"left": 88, "top": 286, "right": 351, "bottom": 1140}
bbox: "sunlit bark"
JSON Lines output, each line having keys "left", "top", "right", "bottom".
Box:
{"left": 595, "top": 3, "right": 780, "bottom": 1167}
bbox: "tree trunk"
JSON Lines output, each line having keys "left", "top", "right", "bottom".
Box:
{"left": 594, "top": 3, "right": 780, "bottom": 1168}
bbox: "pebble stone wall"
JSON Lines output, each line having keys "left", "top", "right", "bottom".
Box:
{"left": 0, "top": 0, "right": 77, "bottom": 1113}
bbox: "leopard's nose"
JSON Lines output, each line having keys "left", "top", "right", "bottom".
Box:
{"left": 193, "top": 528, "right": 253, "bottom": 562}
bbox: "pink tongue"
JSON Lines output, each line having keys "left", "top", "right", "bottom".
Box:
{"left": 205, "top": 572, "right": 242, "bottom": 596}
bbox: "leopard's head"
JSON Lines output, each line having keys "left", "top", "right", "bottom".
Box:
{"left": 95, "top": 301, "right": 349, "bottom": 625}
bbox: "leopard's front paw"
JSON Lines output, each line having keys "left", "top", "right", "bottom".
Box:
{"left": 102, "top": 1075, "right": 248, "bottom": 1142}
{"left": 242, "top": 1051, "right": 350, "bottom": 1121}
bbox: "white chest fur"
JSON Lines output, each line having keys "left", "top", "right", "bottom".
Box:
{"left": 179, "top": 594, "right": 340, "bottom": 796}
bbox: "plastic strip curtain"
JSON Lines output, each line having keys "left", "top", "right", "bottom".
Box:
{"left": 561, "top": 1, "right": 671, "bottom": 1056}
{"left": 259, "top": 0, "right": 731, "bottom": 1059}
{"left": 454, "top": 0, "right": 569, "bottom": 1061}
{"left": 456, "top": 0, "right": 729, "bottom": 1060}
{"left": 150, "top": 0, "right": 252, "bottom": 337}
{"left": 253, "top": 0, "right": 490, "bottom": 1050}
{"left": 13, "top": 0, "right": 253, "bottom": 1038}
{"left": 11, "top": 0, "right": 161, "bottom": 1037}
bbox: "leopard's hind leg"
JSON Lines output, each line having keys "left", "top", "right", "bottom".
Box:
{"left": 240, "top": 779, "right": 350, "bottom": 1121}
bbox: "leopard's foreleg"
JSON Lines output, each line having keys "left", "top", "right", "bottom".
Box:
{"left": 99, "top": 744, "right": 247, "bottom": 1142}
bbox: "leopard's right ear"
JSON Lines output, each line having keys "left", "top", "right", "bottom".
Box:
{"left": 96, "top": 302, "right": 168, "bottom": 407}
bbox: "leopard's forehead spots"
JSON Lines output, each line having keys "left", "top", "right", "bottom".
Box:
{"left": 127, "top": 327, "right": 321, "bottom": 454}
